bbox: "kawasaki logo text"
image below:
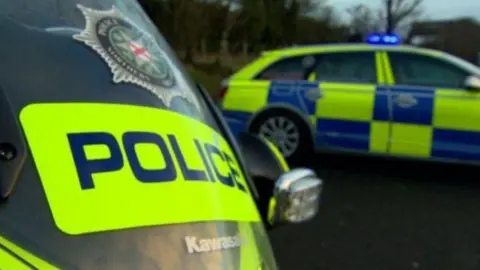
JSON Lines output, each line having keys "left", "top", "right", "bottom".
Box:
{"left": 184, "top": 235, "right": 243, "bottom": 254}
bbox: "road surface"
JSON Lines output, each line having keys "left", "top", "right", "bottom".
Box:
{"left": 269, "top": 153, "right": 480, "bottom": 270}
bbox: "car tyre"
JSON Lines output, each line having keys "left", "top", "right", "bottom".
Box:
{"left": 249, "top": 109, "right": 313, "bottom": 167}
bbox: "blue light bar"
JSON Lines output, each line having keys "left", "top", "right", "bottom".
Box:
{"left": 366, "top": 33, "right": 401, "bottom": 45}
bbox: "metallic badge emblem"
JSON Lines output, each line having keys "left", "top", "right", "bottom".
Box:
{"left": 305, "top": 87, "right": 322, "bottom": 101}
{"left": 74, "top": 5, "right": 196, "bottom": 108}
{"left": 394, "top": 93, "right": 418, "bottom": 108}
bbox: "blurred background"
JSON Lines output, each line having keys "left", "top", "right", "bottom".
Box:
{"left": 138, "top": 0, "right": 480, "bottom": 94}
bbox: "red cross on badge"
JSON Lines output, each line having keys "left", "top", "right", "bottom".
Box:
{"left": 129, "top": 41, "right": 152, "bottom": 61}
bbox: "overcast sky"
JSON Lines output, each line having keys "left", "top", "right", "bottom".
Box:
{"left": 333, "top": 0, "right": 480, "bottom": 20}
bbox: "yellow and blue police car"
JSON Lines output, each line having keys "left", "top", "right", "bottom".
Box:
{"left": 0, "top": 1, "right": 323, "bottom": 269}
{"left": 219, "top": 33, "right": 480, "bottom": 164}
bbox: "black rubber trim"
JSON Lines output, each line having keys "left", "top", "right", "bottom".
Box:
{"left": 238, "top": 133, "right": 285, "bottom": 182}
{"left": 258, "top": 136, "right": 287, "bottom": 173}
{"left": 195, "top": 83, "right": 260, "bottom": 199}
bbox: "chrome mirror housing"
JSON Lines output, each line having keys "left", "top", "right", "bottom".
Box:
{"left": 465, "top": 75, "right": 480, "bottom": 91}
{"left": 269, "top": 168, "right": 323, "bottom": 226}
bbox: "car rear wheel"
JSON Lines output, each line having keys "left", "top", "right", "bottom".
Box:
{"left": 249, "top": 109, "right": 313, "bottom": 166}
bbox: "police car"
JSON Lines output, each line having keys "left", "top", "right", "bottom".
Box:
{"left": 219, "top": 33, "right": 480, "bottom": 164}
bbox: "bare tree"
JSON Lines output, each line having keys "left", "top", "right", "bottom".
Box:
{"left": 295, "top": 0, "right": 326, "bottom": 16}
{"left": 346, "top": 4, "right": 381, "bottom": 35}
{"left": 218, "top": 0, "right": 242, "bottom": 57}
{"left": 345, "top": 0, "right": 423, "bottom": 39}
{"left": 382, "top": 0, "right": 423, "bottom": 32}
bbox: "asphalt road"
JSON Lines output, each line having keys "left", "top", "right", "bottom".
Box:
{"left": 269, "top": 153, "right": 480, "bottom": 270}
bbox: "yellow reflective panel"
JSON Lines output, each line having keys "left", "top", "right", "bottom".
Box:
{"left": 375, "top": 52, "right": 385, "bottom": 84}
{"left": 264, "top": 44, "right": 375, "bottom": 56}
{"left": 0, "top": 235, "right": 59, "bottom": 270}
{"left": 0, "top": 248, "right": 31, "bottom": 270}
{"left": 390, "top": 124, "right": 432, "bottom": 157}
{"left": 434, "top": 89, "right": 480, "bottom": 131}
{"left": 370, "top": 121, "right": 389, "bottom": 153}
{"left": 267, "top": 197, "right": 277, "bottom": 226}
{"left": 316, "top": 83, "right": 376, "bottom": 121}
{"left": 381, "top": 52, "right": 395, "bottom": 85}
{"left": 20, "top": 103, "right": 260, "bottom": 236}
{"left": 222, "top": 81, "right": 270, "bottom": 113}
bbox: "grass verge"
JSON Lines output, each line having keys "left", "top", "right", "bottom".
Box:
{"left": 186, "top": 66, "right": 223, "bottom": 96}
{"left": 182, "top": 54, "right": 253, "bottom": 97}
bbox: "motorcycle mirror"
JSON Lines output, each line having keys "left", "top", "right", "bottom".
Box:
{"left": 237, "top": 132, "right": 323, "bottom": 229}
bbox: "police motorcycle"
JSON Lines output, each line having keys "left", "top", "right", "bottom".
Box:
{"left": 0, "top": 1, "right": 323, "bottom": 269}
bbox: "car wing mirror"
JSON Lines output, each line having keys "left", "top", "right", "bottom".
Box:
{"left": 465, "top": 75, "right": 480, "bottom": 91}
{"left": 237, "top": 132, "right": 323, "bottom": 230}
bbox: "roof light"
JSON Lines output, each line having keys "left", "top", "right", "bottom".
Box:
{"left": 366, "top": 33, "right": 401, "bottom": 45}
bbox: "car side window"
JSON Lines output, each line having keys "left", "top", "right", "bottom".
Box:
{"left": 388, "top": 52, "right": 469, "bottom": 89}
{"left": 256, "top": 55, "right": 315, "bottom": 80}
{"left": 312, "top": 52, "right": 377, "bottom": 84}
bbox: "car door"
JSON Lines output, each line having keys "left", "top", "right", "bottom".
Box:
{"left": 256, "top": 54, "right": 320, "bottom": 126}
{"left": 310, "top": 51, "right": 388, "bottom": 154}
{"left": 221, "top": 54, "right": 316, "bottom": 139}
{"left": 385, "top": 51, "right": 480, "bottom": 161}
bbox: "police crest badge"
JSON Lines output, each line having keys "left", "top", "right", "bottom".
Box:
{"left": 74, "top": 5, "right": 196, "bottom": 108}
